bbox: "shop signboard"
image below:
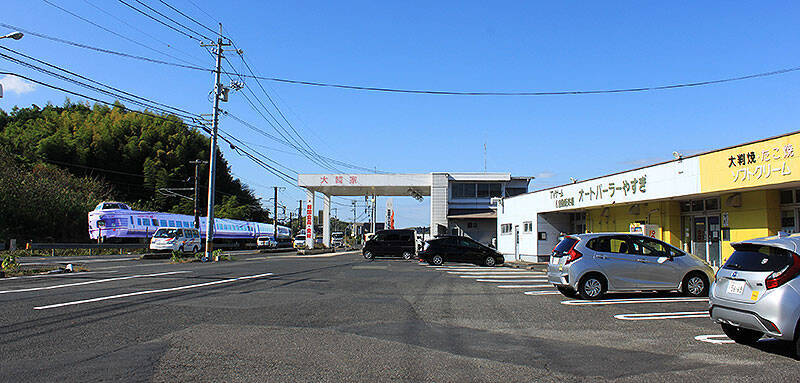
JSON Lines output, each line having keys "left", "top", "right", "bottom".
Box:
{"left": 700, "top": 133, "right": 800, "bottom": 193}
{"left": 541, "top": 157, "right": 699, "bottom": 212}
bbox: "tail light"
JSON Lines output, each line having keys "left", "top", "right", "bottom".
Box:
{"left": 565, "top": 241, "right": 582, "bottom": 264}
{"left": 766, "top": 252, "right": 800, "bottom": 289}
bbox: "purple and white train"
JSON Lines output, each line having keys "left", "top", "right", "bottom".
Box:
{"left": 88, "top": 201, "right": 290, "bottom": 243}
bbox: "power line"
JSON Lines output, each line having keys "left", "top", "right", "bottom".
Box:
{"left": 0, "top": 46, "right": 200, "bottom": 121}
{"left": 226, "top": 37, "right": 342, "bottom": 173}
{"left": 117, "top": 0, "right": 202, "bottom": 42}
{"left": 0, "top": 72, "right": 209, "bottom": 133}
{"left": 40, "top": 0, "right": 200, "bottom": 67}
{"left": 81, "top": 0, "right": 207, "bottom": 64}
{"left": 219, "top": 56, "right": 343, "bottom": 173}
{"left": 129, "top": 0, "right": 213, "bottom": 41}
{"left": 157, "top": 0, "right": 220, "bottom": 37}
{"left": 6, "top": 22, "right": 800, "bottom": 97}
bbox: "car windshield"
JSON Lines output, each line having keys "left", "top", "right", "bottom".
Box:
{"left": 724, "top": 244, "right": 794, "bottom": 272}
{"left": 295, "top": 235, "right": 305, "bottom": 240}
{"left": 153, "top": 229, "right": 177, "bottom": 238}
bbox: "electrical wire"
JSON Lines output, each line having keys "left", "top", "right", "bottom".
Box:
{"left": 6, "top": 22, "right": 799, "bottom": 97}
{"left": 0, "top": 46, "right": 200, "bottom": 121}
{"left": 117, "top": 0, "right": 202, "bottom": 42}
{"left": 40, "top": 0, "right": 200, "bottom": 67}
{"left": 157, "top": 0, "right": 220, "bottom": 37}
{"left": 81, "top": 0, "right": 207, "bottom": 65}
{"left": 129, "top": 0, "right": 213, "bottom": 41}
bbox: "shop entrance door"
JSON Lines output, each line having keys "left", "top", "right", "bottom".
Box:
{"left": 691, "top": 216, "right": 722, "bottom": 266}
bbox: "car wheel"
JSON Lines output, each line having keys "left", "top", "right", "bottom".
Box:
{"left": 192, "top": 246, "right": 199, "bottom": 253}
{"left": 556, "top": 285, "right": 578, "bottom": 298}
{"left": 578, "top": 274, "right": 607, "bottom": 300}
{"left": 721, "top": 324, "right": 762, "bottom": 345}
{"left": 557, "top": 285, "right": 578, "bottom": 298}
{"left": 363, "top": 251, "right": 374, "bottom": 260}
{"left": 682, "top": 272, "right": 709, "bottom": 297}
{"left": 431, "top": 254, "right": 444, "bottom": 266}
{"left": 178, "top": 245, "right": 185, "bottom": 253}
{"left": 402, "top": 251, "right": 413, "bottom": 260}
{"left": 483, "top": 256, "right": 496, "bottom": 267}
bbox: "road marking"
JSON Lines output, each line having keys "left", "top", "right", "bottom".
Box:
{"left": 458, "top": 274, "right": 547, "bottom": 281}
{"left": 20, "top": 257, "right": 138, "bottom": 265}
{"left": 0, "top": 270, "right": 118, "bottom": 281}
{"left": 561, "top": 297, "right": 709, "bottom": 306}
{"left": 694, "top": 334, "right": 736, "bottom": 344}
{"left": 447, "top": 271, "right": 545, "bottom": 275}
{"left": 34, "top": 273, "right": 273, "bottom": 310}
{"left": 352, "top": 265, "right": 388, "bottom": 270}
{"left": 614, "top": 311, "right": 710, "bottom": 321}
{"left": 475, "top": 279, "right": 551, "bottom": 283}
{"left": 0, "top": 271, "right": 191, "bottom": 294}
{"left": 524, "top": 291, "right": 562, "bottom": 295}
{"left": 497, "top": 284, "right": 553, "bottom": 288}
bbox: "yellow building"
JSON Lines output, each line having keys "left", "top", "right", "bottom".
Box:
{"left": 497, "top": 131, "right": 800, "bottom": 265}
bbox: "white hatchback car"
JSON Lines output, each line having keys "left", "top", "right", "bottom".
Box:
{"left": 150, "top": 227, "right": 201, "bottom": 253}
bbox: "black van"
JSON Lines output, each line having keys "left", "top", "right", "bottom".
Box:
{"left": 362, "top": 229, "right": 417, "bottom": 260}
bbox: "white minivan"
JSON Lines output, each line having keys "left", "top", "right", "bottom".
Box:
{"left": 150, "top": 227, "right": 201, "bottom": 253}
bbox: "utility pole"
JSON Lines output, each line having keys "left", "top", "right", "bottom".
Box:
{"left": 351, "top": 200, "right": 356, "bottom": 243}
{"left": 370, "top": 195, "right": 376, "bottom": 234}
{"left": 298, "top": 199, "right": 303, "bottom": 236}
{"left": 272, "top": 186, "right": 284, "bottom": 242}
{"left": 189, "top": 160, "right": 208, "bottom": 229}
{"left": 201, "top": 24, "right": 231, "bottom": 261}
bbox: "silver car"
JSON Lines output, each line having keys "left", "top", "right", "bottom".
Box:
{"left": 709, "top": 233, "right": 800, "bottom": 356}
{"left": 548, "top": 233, "right": 715, "bottom": 300}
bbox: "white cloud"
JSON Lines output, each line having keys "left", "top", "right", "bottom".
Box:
{"left": 535, "top": 171, "right": 556, "bottom": 179}
{"left": 0, "top": 74, "right": 36, "bottom": 96}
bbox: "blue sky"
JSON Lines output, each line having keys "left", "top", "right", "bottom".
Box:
{"left": 2, "top": 1, "right": 800, "bottom": 227}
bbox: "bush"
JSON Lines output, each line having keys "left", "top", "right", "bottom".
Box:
{"left": 170, "top": 250, "right": 183, "bottom": 263}
{"left": 1, "top": 253, "right": 19, "bottom": 272}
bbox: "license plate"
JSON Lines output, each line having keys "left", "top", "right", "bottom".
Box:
{"left": 727, "top": 280, "right": 746, "bottom": 295}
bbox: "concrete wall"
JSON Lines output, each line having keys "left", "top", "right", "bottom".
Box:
{"left": 430, "top": 173, "right": 449, "bottom": 236}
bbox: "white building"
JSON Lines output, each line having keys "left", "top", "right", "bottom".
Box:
{"left": 298, "top": 172, "right": 530, "bottom": 248}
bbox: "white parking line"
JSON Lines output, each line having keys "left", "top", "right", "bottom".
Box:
{"left": 0, "top": 270, "right": 118, "bottom": 281}
{"left": 447, "top": 271, "right": 545, "bottom": 275}
{"left": 694, "top": 334, "right": 735, "bottom": 344}
{"left": 497, "top": 284, "right": 553, "bottom": 288}
{"left": 475, "top": 279, "right": 551, "bottom": 283}
{"left": 524, "top": 291, "right": 562, "bottom": 295}
{"left": 33, "top": 273, "right": 273, "bottom": 310}
{"left": 458, "top": 275, "right": 546, "bottom": 279}
{"left": 561, "top": 297, "right": 709, "bottom": 306}
{"left": 20, "top": 257, "right": 137, "bottom": 265}
{"left": 614, "top": 311, "right": 709, "bottom": 321}
{"left": 0, "top": 271, "right": 191, "bottom": 295}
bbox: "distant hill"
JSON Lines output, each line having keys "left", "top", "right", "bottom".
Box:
{"left": 0, "top": 101, "right": 270, "bottom": 242}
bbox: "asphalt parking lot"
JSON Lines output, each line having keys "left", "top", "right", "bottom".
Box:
{"left": 1, "top": 251, "right": 798, "bottom": 382}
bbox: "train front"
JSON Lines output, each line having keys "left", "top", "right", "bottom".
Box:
{"left": 88, "top": 202, "right": 132, "bottom": 241}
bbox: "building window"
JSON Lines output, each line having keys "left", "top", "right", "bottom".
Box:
{"left": 477, "top": 183, "right": 502, "bottom": 198}
{"left": 570, "top": 212, "right": 586, "bottom": 234}
{"left": 500, "top": 223, "right": 512, "bottom": 234}
{"left": 523, "top": 221, "right": 533, "bottom": 232}
{"left": 680, "top": 197, "right": 721, "bottom": 212}
{"left": 467, "top": 222, "right": 477, "bottom": 229}
{"left": 538, "top": 232, "right": 547, "bottom": 241}
{"left": 781, "top": 210, "right": 796, "bottom": 233}
{"left": 452, "top": 183, "right": 476, "bottom": 199}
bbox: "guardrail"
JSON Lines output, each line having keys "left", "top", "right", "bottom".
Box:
{"left": 23, "top": 243, "right": 147, "bottom": 256}
{"left": 26, "top": 243, "right": 147, "bottom": 250}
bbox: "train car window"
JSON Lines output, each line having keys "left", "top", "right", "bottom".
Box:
{"left": 130, "top": 216, "right": 134, "bottom": 225}
{"left": 152, "top": 219, "right": 158, "bottom": 226}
